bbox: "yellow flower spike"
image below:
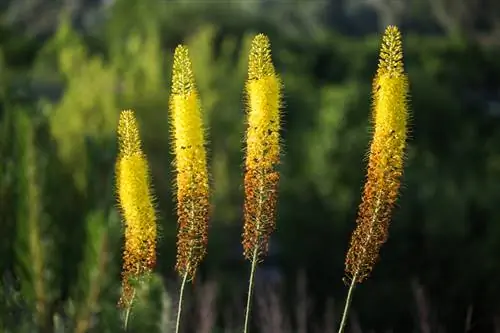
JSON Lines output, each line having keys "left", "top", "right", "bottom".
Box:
{"left": 169, "top": 45, "right": 210, "bottom": 281}
{"left": 242, "top": 33, "right": 282, "bottom": 261}
{"left": 169, "top": 45, "right": 210, "bottom": 333}
{"left": 242, "top": 33, "right": 282, "bottom": 333}
{"left": 345, "top": 25, "right": 409, "bottom": 283}
{"left": 338, "top": 26, "right": 409, "bottom": 333}
{"left": 116, "top": 110, "right": 157, "bottom": 310}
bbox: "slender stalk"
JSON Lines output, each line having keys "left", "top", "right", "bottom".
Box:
{"left": 124, "top": 287, "right": 136, "bottom": 330}
{"left": 337, "top": 272, "right": 358, "bottom": 333}
{"left": 339, "top": 194, "right": 381, "bottom": 333}
{"left": 175, "top": 265, "right": 190, "bottom": 333}
{"left": 243, "top": 169, "right": 267, "bottom": 333}
{"left": 175, "top": 201, "right": 196, "bottom": 333}
{"left": 243, "top": 246, "right": 259, "bottom": 333}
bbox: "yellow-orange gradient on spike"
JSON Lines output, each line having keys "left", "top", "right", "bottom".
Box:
{"left": 169, "top": 45, "right": 210, "bottom": 281}
{"left": 242, "top": 33, "right": 282, "bottom": 262}
{"left": 345, "top": 25, "right": 409, "bottom": 283}
{"left": 116, "top": 109, "right": 157, "bottom": 307}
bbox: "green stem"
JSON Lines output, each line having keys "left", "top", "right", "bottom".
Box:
{"left": 243, "top": 247, "right": 259, "bottom": 333}
{"left": 337, "top": 272, "right": 358, "bottom": 333}
{"left": 124, "top": 287, "right": 136, "bottom": 331}
{"left": 175, "top": 265, "right": 190, "bottom": 333}
{"left": 338, "top": 192, "right": 382, "bottom": 332}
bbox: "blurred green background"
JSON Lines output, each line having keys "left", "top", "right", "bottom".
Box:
{"left": 1, "top": 0, "right": 500, "bottom": 332}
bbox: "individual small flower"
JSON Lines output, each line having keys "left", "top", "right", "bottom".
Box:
{"left": 116, "top": 109, "right": 157, "bottom": 307}
{"left": 345, "top": 25, "right": 409, "bottom": 283}
{"left": 169, "top": 45, "right": 210, "bottom": 281}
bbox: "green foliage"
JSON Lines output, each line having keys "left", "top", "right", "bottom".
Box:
{"left": 125, "top": 274, "right": 172, "bottom": 333}
{"left": 35, "top": 18, "right": 118, "bottom": 192}
{"left": 69, "top": 210, "right": 120, "bottom": 333}
{"left": 15, "top": 109, "right": 56, "bottom": 332}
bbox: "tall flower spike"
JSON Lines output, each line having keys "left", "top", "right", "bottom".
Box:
{"left": 116, "top": 110, "right": 157, "bottom": 308}
{"left": 346, "top": 26, "right": 408, "bottom": 283}
{"left": 242, "top": 33, "right": 282, "bottom": 262}
{"left": 346, "top": 24, "right": 409, "bottom": 284}
{"left": 242, "top": 33, "right": 282, "bottom": 333}
{"left": 169, "top": 45, "right": 210, "bottom": 281}
{"left": 170, "top": 45, "right": 210, "bottom": 333}
{"left": 338, "top": 25, "right": 409, "bottom": 333}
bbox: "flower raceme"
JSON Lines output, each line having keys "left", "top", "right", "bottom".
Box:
{"left": 241, "top": 33, "right": 283, "bottom": 333}
{"left": 345, "top": 25, "right": 409, "bottom": 283}
{"left": 242, "top": 34, "right": 282, "bottom": 262}
{"left": 169, "top": 45, "right": 210, "bottom": 281}
{"left": 116, "top": 109, "right": 157, "bottom": 307}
